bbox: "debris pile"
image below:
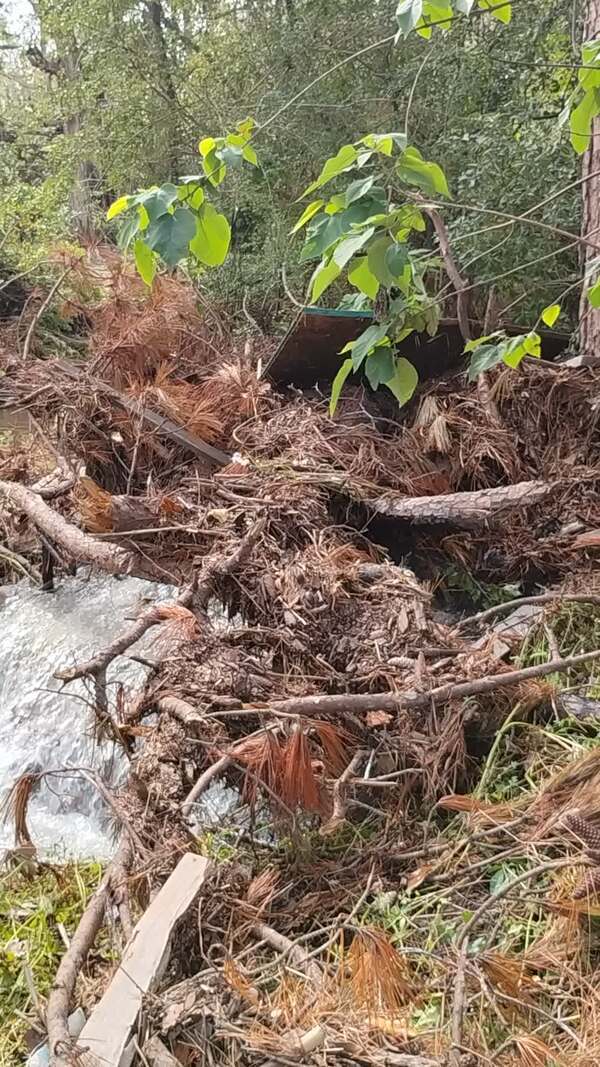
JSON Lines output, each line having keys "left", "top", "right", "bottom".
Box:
{"left": 2, "top": 251, "right": 600, "bottom": 1067}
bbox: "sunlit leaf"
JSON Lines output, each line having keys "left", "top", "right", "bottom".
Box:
{"left": 397, "top": 146, "right": 450, "bottom": 197}
{"left": 385, "top": 357, "right": 418, "bottom": 404}
{"left": 478, "top": 0, "right": 511, "bottom": 22}
{"left": 310, "top": 256, "right": 342, "bottom": 301}
{"left": 242, "top": 144, "right": 258, "bottom": 165}
{"left": 588, "top": 277, "right": 600, "bottom": 307}
{"left": 133, "top": 239, "right": 156, "bottom": 286}
{"left": 106, "top": 195, "right": 130, "bottom": 221}
{"left": 199, "top": 136, "right": 216, "bottom": 157}
{"left": 330, "top": 358, "right": 354, "bottom": 415}
{"left": 541, "top": 304, "right": 561, "bottom": 327}
{"left": 570, "top": 88, "right": 600, "bottom": 154}
{"left": 290, "top": 199, "right": 324, "bottom": 235}
{"left": 348, "top": 256, "right": 380, "bottom": 299}
{"left": 301, "top": 144, "right": 358, "bottom": 197}
{"left": 189, "top": 202, "right": 231, "bottom": 266}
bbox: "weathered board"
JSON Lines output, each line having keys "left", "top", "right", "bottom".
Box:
{"left": 77, "top": 853, "right": 212, "bottom": 1067}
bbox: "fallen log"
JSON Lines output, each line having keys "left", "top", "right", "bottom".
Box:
{"left": 73, "top": 853, "right": 212, "bottom": 1067}
{"left": 0, "top": 478, "right": 165, "bottom": 581}
{"left": 364, "top": 480, "right": 554, "bottom": 528}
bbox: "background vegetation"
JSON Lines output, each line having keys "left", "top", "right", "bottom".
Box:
{"left": 0, "top": 0, "right": 582, "bottom": 326}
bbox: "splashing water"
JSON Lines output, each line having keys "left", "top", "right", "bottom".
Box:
{"left": 0, "top": 573, "right": 175, "bottom": 859}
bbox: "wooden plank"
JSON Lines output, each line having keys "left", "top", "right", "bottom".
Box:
{"left": 77, "top": 853, "right": 211, "bottom": 1067}
{"left": 55, "top": 359, "right": 231, "bottom": 467}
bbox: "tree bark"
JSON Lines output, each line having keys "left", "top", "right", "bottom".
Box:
{"left": 0, "top": 479, "right": 164, "bottom": 580}
{"left": 365, "top": 480, "right": 554, "bottom": 528}
{"left": 62, "top": 52, "right": 99, "bottom": 237}
{"left": 580, "top": 0, "right": 600, "bottom": 359}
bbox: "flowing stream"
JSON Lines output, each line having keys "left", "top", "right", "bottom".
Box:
{"left": 0, "top": 573, "right": 175, "bottom": 859}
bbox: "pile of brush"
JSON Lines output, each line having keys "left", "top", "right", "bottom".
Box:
{"left": 3, "top": 249, "right": 600, "bottom": 1066}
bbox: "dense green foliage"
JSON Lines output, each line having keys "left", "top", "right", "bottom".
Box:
{"left": 0, "top": 0, "right": 582, "bottom": 327}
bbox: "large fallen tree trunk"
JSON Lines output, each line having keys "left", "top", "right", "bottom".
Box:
{"left": 364, "top": 480, "right": 555, "bottom": 528}
{"left": 0, "top": 479, "right": 165, "bottom": 580}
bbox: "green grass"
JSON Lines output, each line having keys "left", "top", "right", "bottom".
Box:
{"left": 0, "top": 860, "right": 106, "bottom": 1066}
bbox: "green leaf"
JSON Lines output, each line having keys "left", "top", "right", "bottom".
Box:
{"left": 467, "top": 344, "right": 503, "bottom": 381}
{"left": 310, "top": 257, "right": 342, "bottom": 301}
{"left": 107, "top": 195, "right": 130, "bottom": 221}
{"left": 397, "top": 147, "right": 450, "bottom": 198}
{"left": 570, "top": 88, "right": 600, "bottom": 154}
{"left": 368, "top": 236, "right": 396, "bottom": 286}
{"left": 202, "top": 148, "right": 227, "bottom": 186}
{"left": 141, "top": 185, "right": 179, "bottom": 224}
{"left": 385, "top": 357, "right": 418, "bottom": 405}
{"left": 301, "top": 144, "right": 358, "bottom": 197}
{"left": 341, "top": 322, "right": 390, "bottom": 370}
{"left": 348, "top": 256, "right": 380, "bottom": 300}
{"left": 464, "top": 331, "right": 503, "bottom": 352}
{"left": 588, "top": 277, "right": 600, "bottom": 307}
{"left": 385, "top": 242, "right": 410, "bottom": 278}
{"left": 242, "top": 144, "right": 258, "bottom": 166}
{"left": 291, "top": 199, "right": 324, "bottom": 235}
{"left": 145, "top": 207, "right": 197, "bottom": 267}
{"left": 333, "top": 226, "right": 375, "bottom": 269}
{"left": 478, "top": 0, "right": 511, "bottom": 22}
{"left": 522, "top": 331, "right": 541, "bottom": 356}
{"left": 364, "top": 345, "right": 395, "bottom": 389}
{"left": 189, "top": 202, "right": 231, "bottom": 266}
{"left": 178, "top": 183, "right": 205, "bottom": 210}
{"left": 329, "top": 358, "right": 354, "bottom": 416}
{"left": 345, "top": 175, "right": 376, "bottom": 206}
{"left": 219, "top": 144, "right": 244, "bottom": 169}
{"left": 361, "top": 133, "right": 395, "bottom": 156}
{"left": 118, "top": 212, "right": 141, "bottom": 250}
{"left": 133, "top": 239, "right": 156, "bottom": 287}
{"left": 199, "top": 136, "right": 216, "bottom": 157}
{"left": 236, "top": 117, "right": 255, "bottom": 138}
{"left": 396, "top": 0, "right": 422, "bottom": 36}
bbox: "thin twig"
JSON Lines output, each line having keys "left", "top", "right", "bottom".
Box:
{"left": 22, "top": 266, "right": 72, "bottom": 362}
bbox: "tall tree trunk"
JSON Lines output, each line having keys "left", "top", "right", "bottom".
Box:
{"left": 143, "top": 0, "right": 179, "bottom": 179}
{"left": 580, "top": 0, "right": 600, "bottom": 358}
{"left": 63, "top": 51, "right": 99, "bottom": 237}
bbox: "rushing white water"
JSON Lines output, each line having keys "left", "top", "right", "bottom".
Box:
{"left": 0, "top": 573, "right": 175, "bottom": 859}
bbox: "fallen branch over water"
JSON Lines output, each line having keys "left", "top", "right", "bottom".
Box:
{"left": 0, "top": 478, "right": 162, "bottom": 579}
{"left": 53, "top": 516, "right": 266, "bottom": 685}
